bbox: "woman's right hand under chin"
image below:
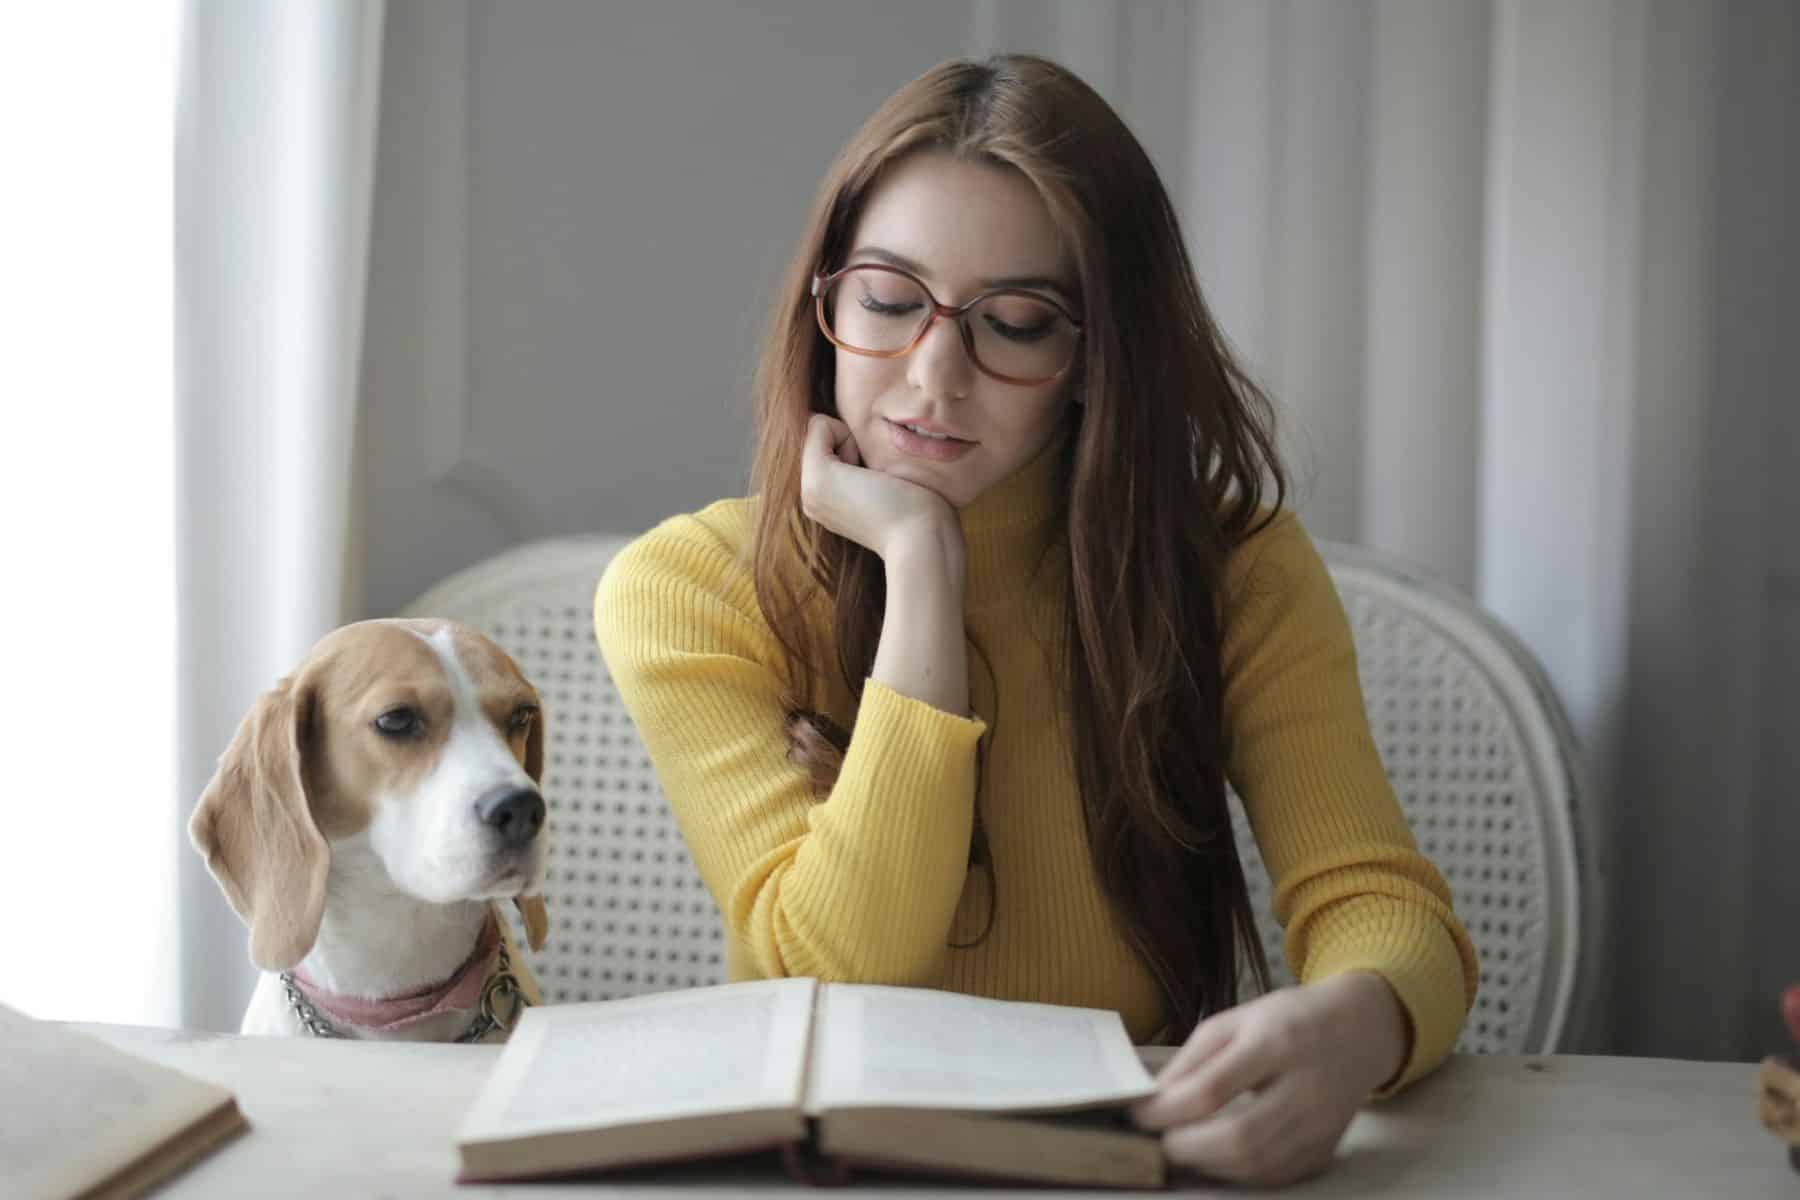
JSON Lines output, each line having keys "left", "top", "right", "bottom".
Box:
{"left": 800, "top": 413, "right": 964, "bottom": 569}
{"left": 802, "top": 413, "right": 972, "bottom": 715}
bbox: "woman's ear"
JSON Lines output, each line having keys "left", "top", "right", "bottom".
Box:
{"left": 187, "top": 670, "right": 330, "bottom": 972}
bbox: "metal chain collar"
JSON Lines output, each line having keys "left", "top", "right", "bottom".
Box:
{"left": 280, "top": 935, "right": 530, "bottom": 1044}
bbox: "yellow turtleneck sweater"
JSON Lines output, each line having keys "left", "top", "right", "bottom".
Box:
{"left": 594, "top": 444, "right": 1477, "bottom": 1093}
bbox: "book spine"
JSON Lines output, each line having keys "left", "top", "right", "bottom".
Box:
{"left": 779, "top": 1124, "right": 852, "bottom": 1188}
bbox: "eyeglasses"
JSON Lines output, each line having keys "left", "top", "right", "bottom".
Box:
{"left": 811, "top": 263, "right": 1083, "bottom": 386}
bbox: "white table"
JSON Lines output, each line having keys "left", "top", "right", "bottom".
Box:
{"left": 73, "top": 1024, "right": 1788, "bottom": 1197}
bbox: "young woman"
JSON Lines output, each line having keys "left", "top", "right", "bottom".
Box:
{"left": 596, "top": 54, "right": 1475, "bottom": 1185}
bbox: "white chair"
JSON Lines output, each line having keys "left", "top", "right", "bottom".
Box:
{"left": 407, "top": 535, "right": 1591, "bottom": 1054}
{"left": 406, "top": 537, "right": 730, "bottom": 1004}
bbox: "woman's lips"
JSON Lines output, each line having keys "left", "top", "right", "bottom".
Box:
{"left": 885, "top": 417, "right": 976, "bottom": 462}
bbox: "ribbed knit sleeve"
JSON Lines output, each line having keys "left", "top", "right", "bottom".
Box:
{"left": 594, "top": 508, "right": 987, "bottom": 986}
{"left": 1221, "top": 512, "right": 1478, "bottom": 1094}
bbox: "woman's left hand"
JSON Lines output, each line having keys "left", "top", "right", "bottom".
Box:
{"left": 1131, "top": 971, "right": 1410, "bottom": 1187}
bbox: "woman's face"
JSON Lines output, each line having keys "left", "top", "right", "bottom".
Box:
{"left": 830, "top": 152, "right": 1079, "bottom": 509}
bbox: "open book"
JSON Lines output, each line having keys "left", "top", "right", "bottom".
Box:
{"left": 0, "top": 1002, "right": 247, "bottom": 1200}
{"left": 458, "top": 978, "right": 1165, "bottom": 1188}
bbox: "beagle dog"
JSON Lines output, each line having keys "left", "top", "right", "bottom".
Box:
{"left": 190, "top": 618, "right": 551, "bottom": 1042}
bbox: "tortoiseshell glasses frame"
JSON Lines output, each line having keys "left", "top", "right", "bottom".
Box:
{"left": 811, "top": 262, "right": 1084, "bottom": 387}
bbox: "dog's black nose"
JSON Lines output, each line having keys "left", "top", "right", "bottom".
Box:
{"left": 476, "top": 786, "right": 545, "bottom": 849}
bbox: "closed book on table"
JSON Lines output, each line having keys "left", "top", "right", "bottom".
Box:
{"left": 0, "top": 1002, "right": 248, "bottom": 1200}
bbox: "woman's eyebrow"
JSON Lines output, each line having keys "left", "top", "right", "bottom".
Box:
{"left": 848, "top": 244, "right": 1077, "bottom": 303}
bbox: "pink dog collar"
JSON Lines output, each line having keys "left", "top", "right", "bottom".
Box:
{"left": 290, "top": 910, "right": 502, "bottom": 1034}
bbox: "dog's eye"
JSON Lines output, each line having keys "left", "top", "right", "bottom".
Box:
{"left": 374, "top": 707, "right": 422, "bottom": 738}
{"left": 509, "top": 706, "right": 538, "bottom": 735}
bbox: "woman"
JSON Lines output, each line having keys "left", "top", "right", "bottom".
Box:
{"left": 595, "top": 54, "right": 1475, "bottom": 1185}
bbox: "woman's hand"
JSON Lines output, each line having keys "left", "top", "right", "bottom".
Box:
{"left": 801, "top": 414, "right": 970, "bottom": 714}
{"left": 1131, "top": 971, "right": 1410, "bottom": 1187}
{"left": 799, "top": 414, "right": 959, "bottom": 563}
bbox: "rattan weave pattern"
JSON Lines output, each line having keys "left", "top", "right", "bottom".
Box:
{"left": 408, "top": 538, "right": 727, "bottom": 1004}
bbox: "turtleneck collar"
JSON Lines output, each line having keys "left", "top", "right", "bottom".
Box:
{"left": 958, "top": 425, "right": 1070, "bottom": 612}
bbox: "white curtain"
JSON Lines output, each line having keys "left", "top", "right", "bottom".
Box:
{"left": 979, "top": 0, "right": 1798, "bottom": 1061}
{"left": 175, "top": 0, "right": 386, "bottom": 1031}
{"left": 1, "top": 6, "right": 178, "bottom": 1026}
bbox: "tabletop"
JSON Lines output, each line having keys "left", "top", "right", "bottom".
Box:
{"left": 69, "top": 1023, "right": 1789, "bottom": 1198}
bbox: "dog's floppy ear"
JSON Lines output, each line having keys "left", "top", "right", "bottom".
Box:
{"left": 523, "top": 696, "right": 545, "bottom": 784}
{"left": 512, "top": 698, "right": 550, "bottom": 951}
{"left": 188, "top": 669, "right": 329, "bottom": 972}
{"left": 513, "top": 894, "right": 549, "bottom": 952}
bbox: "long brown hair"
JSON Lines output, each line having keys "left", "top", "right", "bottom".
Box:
{"left": 748, "top": 54, "right": 1285, "bottom": 1042}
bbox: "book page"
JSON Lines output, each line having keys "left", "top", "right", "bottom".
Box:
{"left": 0, "top": 1003, "right": 238, "bottom": 1197}
{"left": 805, "top": 984, "right": 1156, "bottom": 1115}
{"left": 461, "top": 978, "right": 816, "bottom": 1140}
